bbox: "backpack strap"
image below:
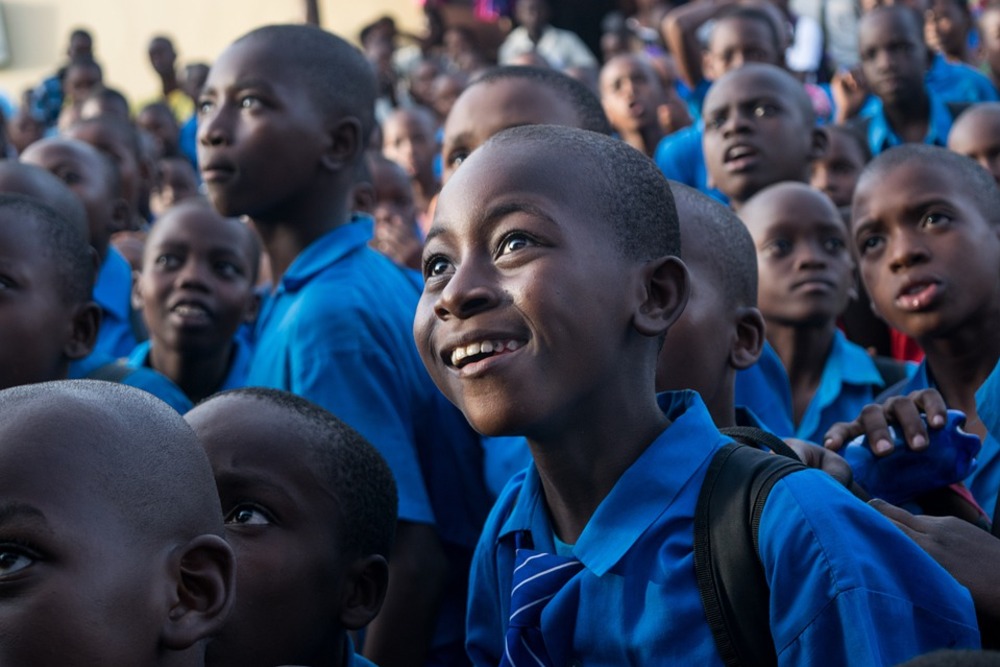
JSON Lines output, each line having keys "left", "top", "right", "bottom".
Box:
{"left": 85, "top": 360, "right": 135, "bottom": 384}
{"left": 719, "top": 425, "right": 801, "bottom": 461}
{"left": 694, "top": 439, "right": 807, "bottom": 667}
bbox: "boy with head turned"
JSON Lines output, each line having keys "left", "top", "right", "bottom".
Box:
{"left": 738, "top": 182, "right": 890, "bottom": 443}
{"left": 186, "top": 387, "right": 397, "bottom": 667}
{"left": 21, "top": 136, "right": 142, "bottom": 359}
{"left": 380, "top": 107, "right": 438, "bottom": 219}
{"left": 948, "top": 103, "right": 1000, "bottom": 186}
{"left": 811, "top": 124, "right": 871, "bottom": 209}
{"left": 367, "top": 153, "right": 423, "bottom": 271}
{"left": 440, "top": 65, "right": 612, "bottom": 186}
{"left": 842, "top": 145, "right": 1000, "bottom": 518}
{"left": 128, "top": 200, "right": 258, "bottom": 404}
{"left": 421, "top": 124, "right": 979, "bottom": 665}
{"left": 197, "top": 25, "right": 492, "bottom": 666}
{"left": 0, "top": 380, "right": 234, "bottom": 667}
{"left": 702, "top": 63, "right": 826, "bottom": 212}
{"left": 0, "top": 194, "right": 97, "bottom": 390}
{"left": 599, "top": 53, "right": 666, "bottom": 157}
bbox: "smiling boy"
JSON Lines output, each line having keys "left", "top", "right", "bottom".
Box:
{"left": 417, "top": 124, "right": 979, "bottom": 665}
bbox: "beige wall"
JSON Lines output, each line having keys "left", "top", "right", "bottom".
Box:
{"left": 0, "top": 0, "right": 421, "bottom": 107}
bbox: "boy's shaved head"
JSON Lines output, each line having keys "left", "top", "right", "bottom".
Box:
{"left": 236, "top": 25, "right": 377, "bottom": 146}
{"left": 670, "top": 182, "right": 757, "bottom": 306}
{"left": 856, "top": 144, "right": 1000, "bottom": 224}
{"left": 0, "top": 194, "right": 95, "bottom": 304}
{"left": 197, "top": 387, "right": 397, "bottom": 556}
{"left": 0, "top": 380, "right": 223, "bottom": 540}
{"left": 471, "top": 66, "right": 613, "bottom": 135}
{"left": 486, "top": 125, "right": 678, "bottom": 260}
{"left": 0, "top": 161, "right": 88, "bottom": 237}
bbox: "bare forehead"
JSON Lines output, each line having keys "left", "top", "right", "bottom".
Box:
{"left": 704, "top": 72, "right": 792, "bottom": 109}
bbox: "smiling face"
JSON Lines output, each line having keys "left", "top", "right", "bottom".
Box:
{"left": 599, "top": 55, "right": 662, "bottom": 135}
{"left": 0, "top": 404, "right": 169, "bottom": 666}
{"left": 197, "top": 35, "right": 332, "bottom": 221}
{"left": 702, "top": 66, "right": 820, "bottom": 208}
{"left": 136, "top": 203, "right": 256, "bottom": 356}
{"left": 186, "top": 395, "right": 349, "bottom": 667}
{"left": 741, "top": 183, "right": 854, "bottom": 328}
{"left": 415, "top": 138, "right": 644, "bottom": 437}
{"left": 851, "top": 160, "right": 1000, "bottom": 340}
{"left": 440, "top": 78, "right": 580, "bottom": 184}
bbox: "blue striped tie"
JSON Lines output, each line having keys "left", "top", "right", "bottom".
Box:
{"left": 500, "top": 543, "right": 584, "bottom": 667}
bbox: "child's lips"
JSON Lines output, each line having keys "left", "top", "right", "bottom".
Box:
{"left": 723, "top": 144, "right": 759, "bottom": 172}
{"left": 170, "top": 301, "right": 213, "bottom": 327}
{"left": 895, "top": 280, "right": 941, "bottom": 311}
{"left": 200, "top": 161, "right": 235, "bottom": 183}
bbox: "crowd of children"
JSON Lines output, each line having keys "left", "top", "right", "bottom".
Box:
{"left": 3, "top": 0, "right": 1000, "bottom": 663}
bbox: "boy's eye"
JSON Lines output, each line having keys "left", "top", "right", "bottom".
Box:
{"left": 858, "top": 235, "right": 884, "bottom": 255}
{"left": 155, "top": 253, "right": 182, "bottom": 270}
{"left": 497, "top": 232, "right": 536, "bottom": 256}
{"left": 214, "top": 260, "right": 244, "bottom": 279}
{"left": 239, "top": 95, "right": 263, "bottom": 111}
{"left": 197, "top": 99, "right": 215, "bottom": 116}
{"left": 764, "top": 239, "right": 792, "bottom": 257}
{"left": 921, "top": 211, "right": 952, "bottom": 228}
{"left": 753, "top": 103, "right": 780, "bottom": 119}
{"left": 446, "top": 150, "right": 469, "bottom": 169}
{"left": 225, "top": 505, "right": 272, "bottom": 526}
{"left": 0, "top": 548, "right": 35, "bottom": 576}
{"left": 423, "top": 254, "right": 453, "bottom": 279}
{"left": 705, "top": 113, "right": 727, "bottom": 131}
{"left": 824, "top": 236, "right": 847, "bottom": 252}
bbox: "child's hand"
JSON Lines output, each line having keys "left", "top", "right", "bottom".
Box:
{"left": 785, "top": 437, "right": 871, "bottom": 501}
{"left": 830, "top": 67, "right": 868, "bottom": 124}
{"left": 823, "top": 389, "right": 949, "bottom": 455}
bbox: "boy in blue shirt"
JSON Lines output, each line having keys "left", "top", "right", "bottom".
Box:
{"left": 739, "top": 181, "right": 888, "bottom": 443}
{"left": 186, "top": 388, "right": 396, "bottom": 667}
{"left": 416, "top": 124, "right": 979, "bottom": 664}
{"left": 197, "top": 25, "right": 491, "bottom": 665}
{"left": 129, "top": 200, "right": 258, "bottom": 403}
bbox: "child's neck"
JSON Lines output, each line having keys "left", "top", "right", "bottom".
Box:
{"left": 149, "top": 340, "right": 235, "bottom": 404}
{"left": 884, "top": 93, "right": 930, "bottom": 144}
{"left": 251, "top": 187, "right": 352, "bottom": 284}
{"left": 528, "top": 377, "right": 671, "bottom": 544}
{"left": 766, "top": 319, "right": 835, "bottom": 426}
{"left": 619, "top": 124, "right": 664, "bottom": 158}
{"left": 160, "top": 71, "right": 180, "bottom": 97}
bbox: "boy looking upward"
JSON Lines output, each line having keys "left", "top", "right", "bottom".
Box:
{"left": 197, "top": 25, "right": 491, "bottom": 665}
{"left": 416, "top": 124, "right": 979, "bottom": 665}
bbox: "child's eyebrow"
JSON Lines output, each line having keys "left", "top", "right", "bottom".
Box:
{"left": 0, "top": 502, "right": 48, "bottom": 528}
{"left": 481, "top": 200, "right": 558, "bottom": 229}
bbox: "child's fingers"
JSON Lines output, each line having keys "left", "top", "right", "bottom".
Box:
{"left": 823, "top": 418, "right": 864, "bottom": 451}
{"left": 909, "top": 388, "right": 948, "bottom": 429}
{"left": 869, "top": 498, "right": 925, "bottom": 537}
{"left": 882, "top": 396, "right": 930, "bottom": 452}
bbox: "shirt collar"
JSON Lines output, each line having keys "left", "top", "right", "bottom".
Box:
{"left": 867, "top": 88, "right": 952, "bottom": 154}
{"left": 279, "top": 215, "right": 373, "bottom": 292}
{"left": 497, "top": 390, "right": 726, "bottom": 576}
{"left": 93, "top": 246, "right": 132, "bottom": 319}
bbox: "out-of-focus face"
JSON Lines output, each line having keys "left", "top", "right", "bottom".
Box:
{"left": 947, "top": 107, "right": 1000, "bottom": 187}
{"left": 599, "top": 55, "right": 663, "bottom": 135}
{"left": 858, "top": 8, "right": 928, "bottom": 106}
{"left": 810, "top": 129, "right": 868, "bottom": 208}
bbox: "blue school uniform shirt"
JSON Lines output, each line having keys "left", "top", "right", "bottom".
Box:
{"left": 91, "top": 247, "right": 139, "bottom": 358}
{"left": 925, "top": 53, "right": 998, "bottom": 104}
{"left": 126, "top": 336, "right": 252, "bottom": 397}
{"left": 860, "top": 86, "right": 956, "bottom": 156}
{"left": 977, "top": 357, "right": 1000, "bottom": 446}
{"left": 884, "top": 359, "right": 1000, "bottom": 521}
{"left": 68, "top": 350, "right": 193, "bottom": 413}
{"left": 466, "top": 390, "right": 980, "bottom": 666}
{"left": 735, "top": 332, "right": 885, "bottom": 444}
{"left": 246, "top": 215, "right": 491, "bottom": 660}
{"left": 653, "top": 123, "right": 729, "bottom": 205}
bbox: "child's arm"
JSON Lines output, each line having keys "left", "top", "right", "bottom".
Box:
{"left": 871, "top": 498, "right": 1000, "bottom": 649}
{"left": 661, "top": 0, "right": 733, "bottom": 89}
{"left": 363, "top": 522, "right": 449, "bottom": 667}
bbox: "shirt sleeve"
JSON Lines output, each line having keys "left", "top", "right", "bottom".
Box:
{"left": 759, "top": 470, "right": 981, "bottom": 666}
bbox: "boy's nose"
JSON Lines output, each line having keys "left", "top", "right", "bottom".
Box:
{"left": 434, "top": 261, "right": 500, "bottom": 320}
{"left": 198, "top": 110, "right": 229, "bottom": 147}
{"left": 888, "top": 231, "right": 931, "bottom": 271}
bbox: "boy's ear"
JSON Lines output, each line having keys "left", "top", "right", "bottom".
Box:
{"left": 321, "top": 116, "right": 364, "bottom": 174}
{"left": 161, "top": 534, "right": 236, "bottom": 651}
{"left": 730, "top": 306, "right": 766, "bottom": 370}
{"left": 633, "top": 256, "right": 690, "bottom": 337}
{"left": 339, "top": 554, "right": 390, "bottom": 631}
{"left": 65, "top": 301, "right": 101, "bottom": 361}
{"left": 243, "top": 289, "right": 261, "bottom": 325}
{"left": 131, "top": 269, "right": 145, "bottom": 313}
{"left": 808, "top": 125, "right": 829, "bottom": 162}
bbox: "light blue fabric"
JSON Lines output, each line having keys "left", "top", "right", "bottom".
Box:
{"left": 736, "top": 332, "right": 885, "bottom": 443}
{"left": 925, "top": 53, "right": 999, "bottom": 105}
{"left": 977, "top": 357, "right": 1000, "bottom": 446}
{"left": 734, "top": 341, "right": 797, "bottom": 437}
{"left": 861, "top": 86, "right": 956, "bottom": 156}
{"left": 466, "top": 390, "right": 980, "bottom": 666}
{"left": 246, "top": 215, "right": 491, "bottom": 660}
{"left": 91, "top": 246, "right": 139, "bottom": 358}
{"left": 653, "top": 123, "right": 729, "bottom": 204}
{"left": 887, "top": 359, "right": 1000, "bottom": 520}
{"left": 127, "top": 335, "right": 252, "bottom": 398}
{"left": 68, "top": 350, "right": 193, "bottom": 414}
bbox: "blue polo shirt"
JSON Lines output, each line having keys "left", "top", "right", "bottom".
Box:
{"left": 466, "top": 390, "right": 979, "bottom": 665}
{"left": 126, "top": 336, "right": 252, "bottom": 399}
{"left": 861, "top": 87, "right": 956, "bottom": 156}
{"left": 977, "top": 357, "right": 1000, "bottom": 445}
{"left": 735, "top": 332, "right": 887, "bottom": 444}
{"left": 92, "top": 246, "right": 140, "bottom": 358}
{"left": 653, "top": 124, "right": 729, "bottom": 204}
{"left": 925, "top": 53, "right": 998, "bottom": 104}
{"left": 68, "top": 350, "right": 193, "bottom": 413}
{"left": 885, "top": 359, "right": 1000, "bottom": 521}
{"left": 246, "top": 215, "right": 491, "bottom": 660}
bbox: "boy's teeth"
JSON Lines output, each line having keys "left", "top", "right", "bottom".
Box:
{"left": 450, "top": 340, "right": 524, "bottom": 367}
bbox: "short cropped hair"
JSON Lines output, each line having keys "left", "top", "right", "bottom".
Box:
{"left": 857, "top": 144, "right": 1000, "bottom": 225}
{"left": 712, "top": 5, "right": 784, "bottom": 54}
{"left": 486, "top": 125, "right": 679, "bottom": 260}
{"left": 825, "top": 123, "right": 872, "bottom": 164}
{"left": 211, "top": 388, "right": 398, "bottom": 557}
{"left": 70, "top": 116, "right": 143, "bottom": 184}
{"left": 0, "top": 194, "right": 95, "bottom": 304}
{"left": 670, "top": 182, "right": 757, "bottom": 307}
{"left": 236, "top": 25, "right": 377, "bottom": 151}
{"left": 471, "top": 66, "right": 613, "bottom": 135}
